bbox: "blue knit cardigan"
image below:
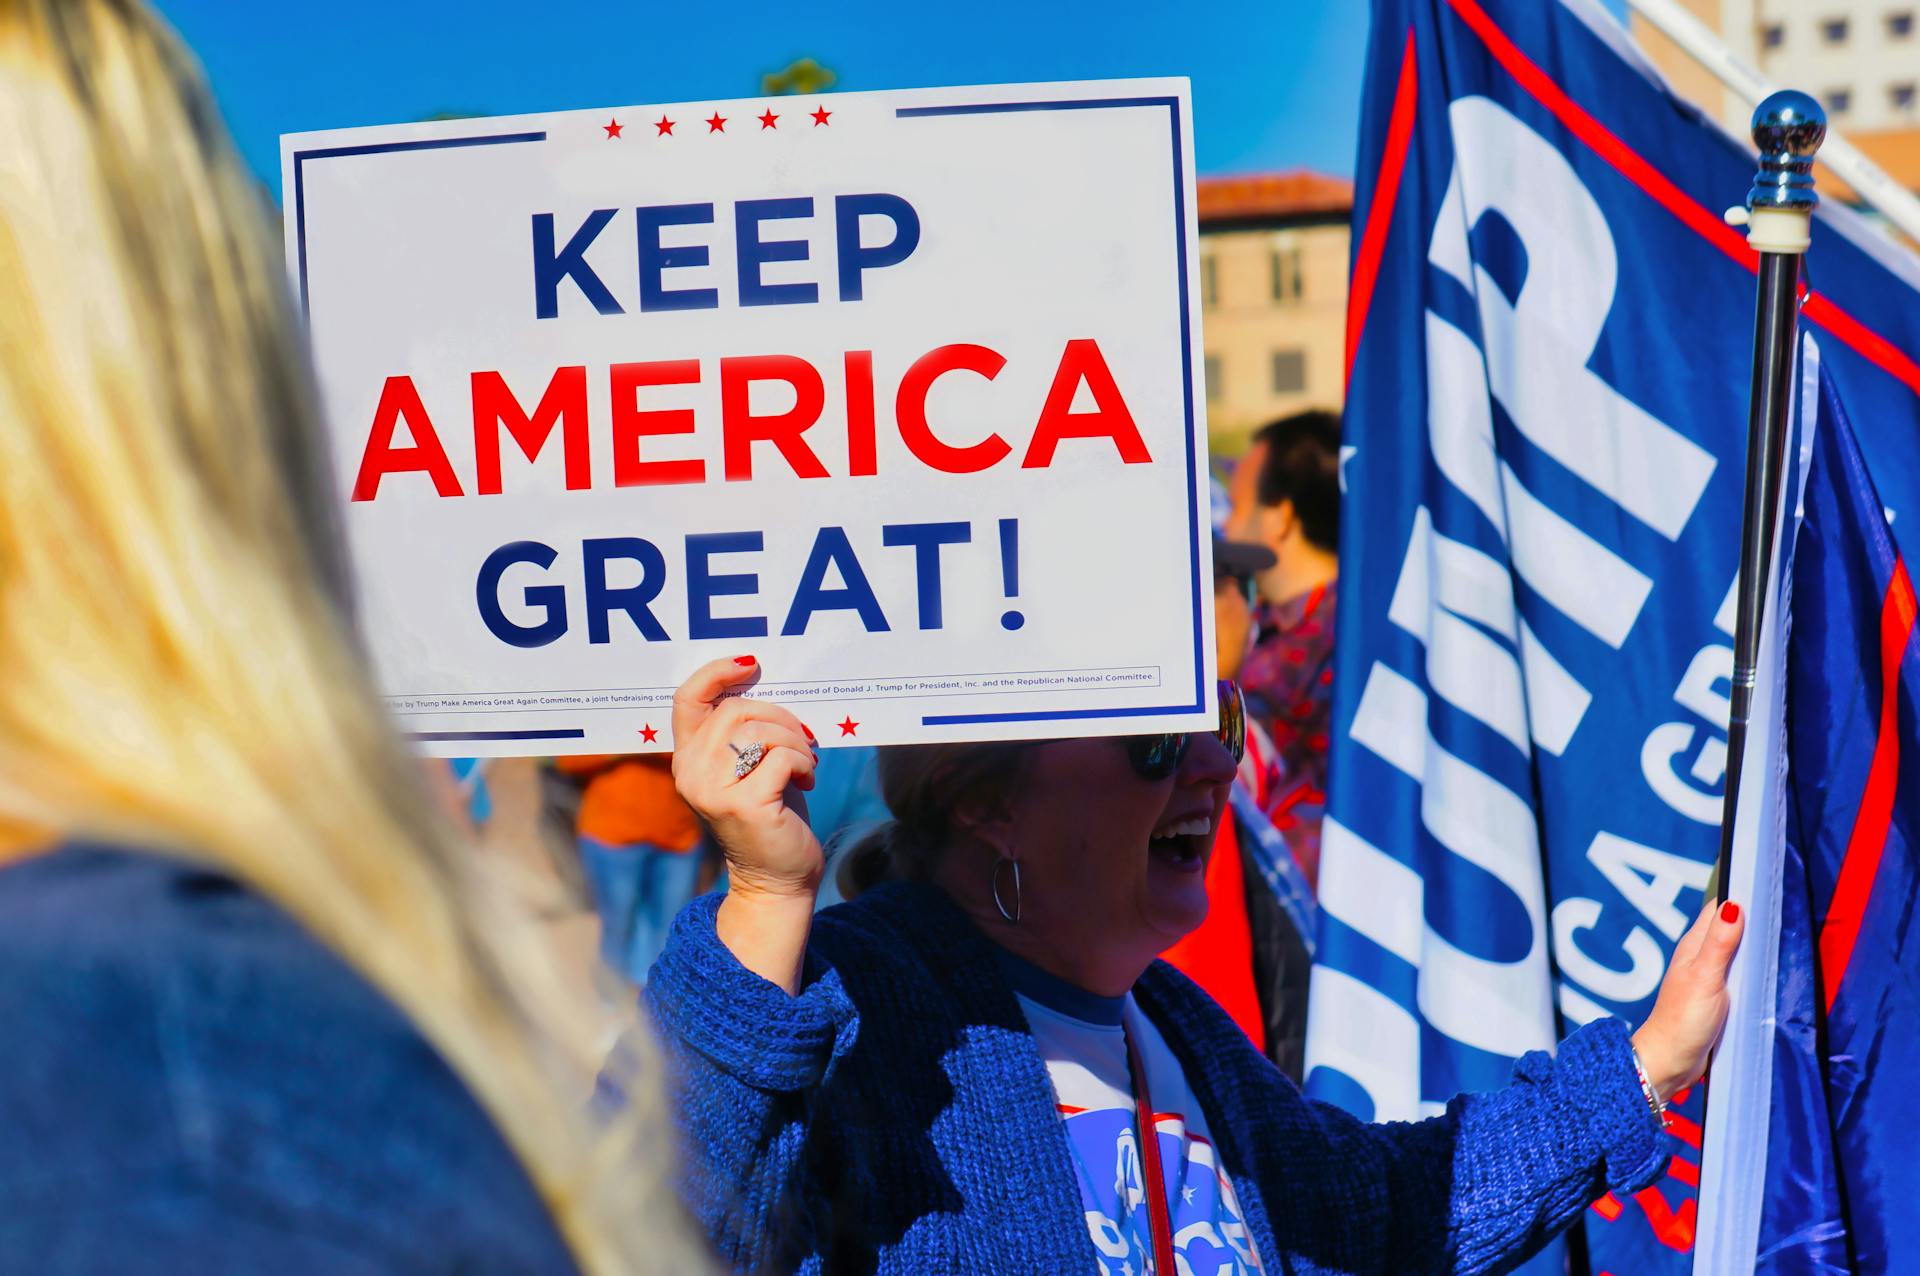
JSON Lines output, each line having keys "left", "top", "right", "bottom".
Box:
{"left": 645, "top": 883, "right": 1669, "bottom": 1275}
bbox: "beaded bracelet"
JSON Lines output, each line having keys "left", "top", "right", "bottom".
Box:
{"left": 1628, "top": 1044, "right": 1670, "bottom": 1128}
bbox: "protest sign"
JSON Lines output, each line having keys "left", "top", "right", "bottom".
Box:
{"left": 283, "top": 78, "right": 1213, "bottom": 755}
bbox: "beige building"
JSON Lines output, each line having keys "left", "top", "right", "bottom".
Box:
{"left": 1630, "top": 1, "right": 1920, "bottom": 219}
{"left": 1197, "top": 172, "right": 1353, "bottom": 456}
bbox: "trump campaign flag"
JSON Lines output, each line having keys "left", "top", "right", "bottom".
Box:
{"left": 1316, "top": 0, "right": 1920, "bottom": 1273}
{"left": 1698, "top": 357, "right": 1920, "bottom": 1276}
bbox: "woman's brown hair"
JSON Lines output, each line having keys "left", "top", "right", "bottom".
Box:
{"left": 835, "top": 741, "right": 1034, "bottom": 897}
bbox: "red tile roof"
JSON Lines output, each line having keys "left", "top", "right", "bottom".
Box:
{"left": 1197, "top": 171, "right": 1354, "bottom": 224}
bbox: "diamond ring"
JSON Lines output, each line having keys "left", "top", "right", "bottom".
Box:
{"left": 729, "top": 740, "right": 768, "bottom": 780}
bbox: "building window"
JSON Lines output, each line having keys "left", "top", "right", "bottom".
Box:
{"left": 1828, "top": 87, "right": 1852, "bottom": 115}
{"left": 1269, "top": 244, "right": 1302, "bottom": 303}
{"left": 1894, "top": 83, "right": 1918, "bottom": 112}
{"left": 1889, "top": 12, "right": 1915, "bottom": 39}
{"left": 1271, "top": 349, "right": 1306, "bottom": 395}
{"left": 1761, "top": 22, "right": 1785, "bottom": 47}
{"left": 1821, "top": 16, "right": 1849, "bottom": 43}
{"left": 1201, "top": 254, "right": 1218, "bottom": 308}
{"left": 1205, "top": 355, "right": 1222, "bottom": 401}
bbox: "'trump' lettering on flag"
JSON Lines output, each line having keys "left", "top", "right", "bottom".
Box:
{"left": 1322, "top": 0, "right": 1920, "bottom": 1272}
{"left": 282, "top": 80, "right": 1215, "bottom": 755}
{"left": 1699, "top": 358, "right": 1920, "bottom": 1275}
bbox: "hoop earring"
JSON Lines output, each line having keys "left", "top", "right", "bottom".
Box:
{"left": 990, "top": 857, "right": 1023, "bottom": 924}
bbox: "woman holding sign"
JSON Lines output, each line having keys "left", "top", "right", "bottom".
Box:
{"left": 653, "top": 657, "right": 1743, "bottom": 1275}
{"left": 0, "top": 3, "right": 696, "bottom": 1273}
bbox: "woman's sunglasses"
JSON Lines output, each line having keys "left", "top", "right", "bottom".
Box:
{"left": 1123, "top": 679, "right": 1247, "bottom": 781}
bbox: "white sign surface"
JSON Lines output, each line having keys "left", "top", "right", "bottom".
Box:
{"left": 284, "top": 79, "right": 1215, "bottom": 755}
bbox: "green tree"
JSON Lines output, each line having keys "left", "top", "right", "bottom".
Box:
{"left": 761, "top": 57, "right": 836, "bottom": 97}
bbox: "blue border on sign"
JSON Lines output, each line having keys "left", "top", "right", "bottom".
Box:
{"left": 406, "top": 728, "right": 587, "bottom": 743}
{"left": 292, "top": 99, "right": 1205, "bottom": 737}
{"left": 290, "top": 131, "right": 546, "bottom": 320}
{"left": 898, "top": 95, "right": 1206, "bottom": 728}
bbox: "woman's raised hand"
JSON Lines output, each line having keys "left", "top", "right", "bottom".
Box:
{"left": 1630, "top": 900, "right": 1746, "bottom": 1102}
{"left": 671, "top": 656, "right": 821, "bottom": 993}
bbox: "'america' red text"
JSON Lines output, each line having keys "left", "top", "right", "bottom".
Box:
{"left": 349, "top": 338, "right": 1153, "bottom": 501}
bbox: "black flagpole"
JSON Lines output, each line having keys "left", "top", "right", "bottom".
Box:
{"left": 1715, "top": 91, "right": 1827, "bottom": 904}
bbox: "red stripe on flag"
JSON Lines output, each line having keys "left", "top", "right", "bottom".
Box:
{"left": 1443, "top": 0, "right": 1753, "bottom": 265}
{"left": 1344, "top": 27, "right": 1419, "bottom": 391}
{"left": 1802, "top": 295, "right": 1920, "bottom": 399}
{"left": 1442, "top": 0, "right": 1920, "bottom": 402}
{"left": 1820, "top": 557, "right": 1918, "bottom": 1012}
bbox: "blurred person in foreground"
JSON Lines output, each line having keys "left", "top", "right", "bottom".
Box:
{"left": 0, "top": 3, "right": 702, "bottom": 1271}
{"left": 648, "top": 655, "right": 1744, "bottom": 1274}
{"left": 1233, "top": 409, "right": 1342, "bottom": 887}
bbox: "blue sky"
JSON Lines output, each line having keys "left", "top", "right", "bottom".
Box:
{"left": 155, "top": 0, "right": 1374, "bottom": 197}
{"left": 154, "top": 1, "right": 1633, "bottom": 201}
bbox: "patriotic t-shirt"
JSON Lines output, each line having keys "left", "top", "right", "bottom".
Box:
{"left": 1004, "top": 955, "right": 1266, "bottom": 1276}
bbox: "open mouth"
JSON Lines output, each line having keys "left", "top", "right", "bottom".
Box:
{"left": 1148, "top": 814, "right": 1213, "bottom": 871}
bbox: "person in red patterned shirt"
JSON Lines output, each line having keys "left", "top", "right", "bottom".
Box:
{"left": 1159, "top": 530, "right": 1276, "bottom": 1056}
{"left": 1231, "top": 410, "right": 1340, "bottom": 891}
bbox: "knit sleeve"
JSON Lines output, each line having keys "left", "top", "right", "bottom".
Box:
{"left": 1312, "top": 1016, "right": 1670, "bottom": 1276}
{"left": 643, "top": 892, "right": 857, "bottom": 1274}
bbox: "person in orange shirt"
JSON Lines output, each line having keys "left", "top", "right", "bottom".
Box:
{"left": 553, "top": 755, "right": 705, "bottom": 984}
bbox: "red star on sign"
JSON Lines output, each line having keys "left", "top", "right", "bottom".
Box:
{"left": 757, "top": 108, "right": 779, "bottom": 130}
{"left": 810, "top": 105, "right": 831, "bottom": 127}
{"left": 603, "top": 118, "right": 624, "bottom": 139}
{"left": 654, "top": 115, "right": 675, "bottom": 136}
{"left": 706, "top": 112, "right": 727, "bottom": 133}
{"left": 639, "top": 724, "right": 659, "bottom": 743}
{"left": 837, "top": 716, "right": 859, "bottom": 737}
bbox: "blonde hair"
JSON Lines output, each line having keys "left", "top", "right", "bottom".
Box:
{"left": 0, "top": 2, "right": 701, "bottom": 1270}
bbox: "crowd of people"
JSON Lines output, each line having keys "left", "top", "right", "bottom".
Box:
{"left": 0, "top": 1, "right": 1746, "bottom": 1272}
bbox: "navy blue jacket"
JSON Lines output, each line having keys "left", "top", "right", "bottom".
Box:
{"left": 647, "top": 883, "right": 1670, "bottom": 1275}
{"left": 0, "top": 844, "right": 577, "bottom": 1275}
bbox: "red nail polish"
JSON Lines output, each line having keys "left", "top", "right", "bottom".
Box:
{"left": 733, "top": 655, "right": 757, "bottom": 667}
{"left": 1721, "top": 901, "right": 1741, "bottom": 924}
{"left": 803, "top": 724, "right": 817, "bottom": 742}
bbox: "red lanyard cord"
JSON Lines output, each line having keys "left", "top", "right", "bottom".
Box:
{"left": 1125, "top": 1025, "right": 1179, "bottom": 1276}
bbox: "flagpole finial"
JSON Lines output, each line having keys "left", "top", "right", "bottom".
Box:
{"left": 1742, "top": 90, "right": 1825, "bottom": 254}
{"left": 1748, "top": 90, "right": 1825, "bottom": 213}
